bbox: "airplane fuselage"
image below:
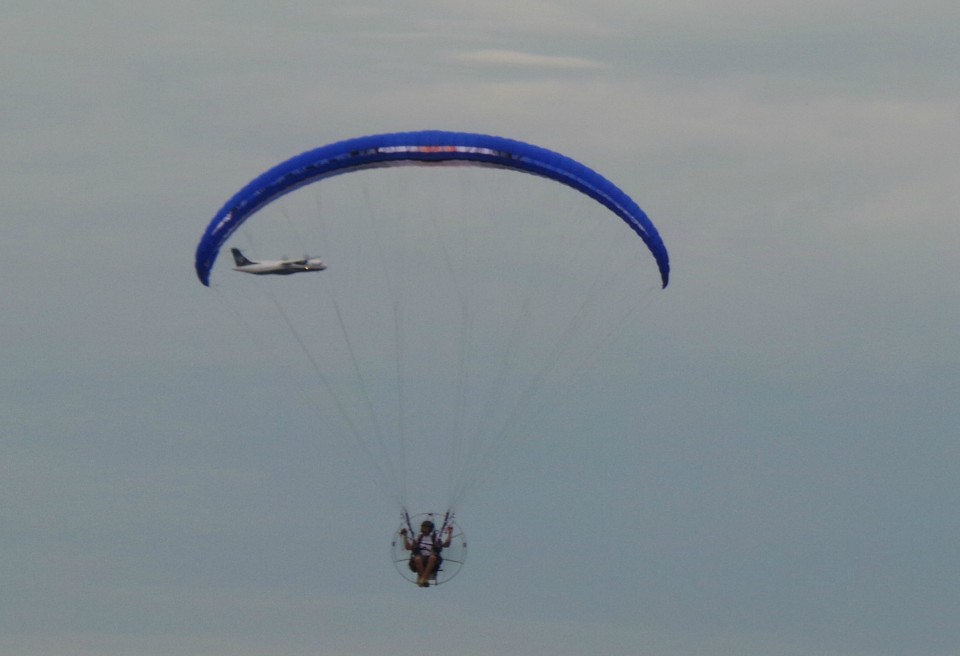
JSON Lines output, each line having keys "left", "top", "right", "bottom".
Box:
{"left": 233, "top": 259, "right": 327, "bottom": 275}
{"left": 230, "top": 248, "right": 326, "bottom": 276}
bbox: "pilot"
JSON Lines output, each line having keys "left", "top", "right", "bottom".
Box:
{"left": 400, "top": 520, "right": 452, "bottom": 587}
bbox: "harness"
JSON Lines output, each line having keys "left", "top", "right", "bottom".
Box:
{"left": 412, "top": 531, "right": 443, "bottom": 557}
{"left": 403, "top": 509, "right": 452, "bottom": 559}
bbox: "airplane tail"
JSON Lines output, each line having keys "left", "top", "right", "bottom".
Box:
{"left": 231, "top": 248, "right": 255, "bottom": 266}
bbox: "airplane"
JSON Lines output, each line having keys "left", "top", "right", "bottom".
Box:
{"left": 230, "top": 248, "right": 327, "bottom": 276}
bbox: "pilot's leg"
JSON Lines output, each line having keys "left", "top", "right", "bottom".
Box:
{"left": 414, "top": 555, "right": 428, "bottom": 586}
{"left": 423, "top": 555, "right": 438, "bottom": 585}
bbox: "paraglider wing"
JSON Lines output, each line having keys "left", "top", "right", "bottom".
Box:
{"left": 194, "top": 131, "right": 669, "bottom": 288}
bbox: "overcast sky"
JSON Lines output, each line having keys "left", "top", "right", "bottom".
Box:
{"left": 3, "top": 1, "right": 959, "bottom": 655}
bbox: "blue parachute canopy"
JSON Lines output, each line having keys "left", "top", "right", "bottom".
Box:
{"left": 195, "top": 130, "right": 669, "bottom": 287}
